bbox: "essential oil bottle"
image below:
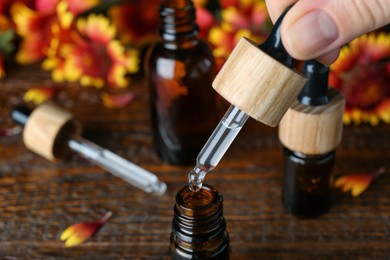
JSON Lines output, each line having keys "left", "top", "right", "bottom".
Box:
{"left": 170, "top": 184, "right": 229, "bottom": 259}
{"left": 145, "top": 0, "right": 218, "bottom": 166}
{"left": 278, "top": 60, "right": 345, "bottom": 217}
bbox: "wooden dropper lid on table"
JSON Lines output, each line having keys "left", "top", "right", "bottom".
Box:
{"left": 11, "top": 103, "right": 168, "bottom": 194}
{"left": 12, "top": 102, "right": 81, "bottom": 162}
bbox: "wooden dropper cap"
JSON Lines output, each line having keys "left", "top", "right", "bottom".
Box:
{"left": 278, "top": 60, "right": 345, "bottom": 155}
{"left": 212, "top": 7, "right": 307, "bottom": 127}
{"left": 11, "top": 102, "right": 81, "bottom": 161}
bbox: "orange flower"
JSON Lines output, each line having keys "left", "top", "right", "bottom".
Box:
{"left": 47, "top": 13, "right": 139, "bottom": 88}
{"left": 60, "top": 211, "right": 112, "bottom": 247}
{"left": 208, "top": 0, "right": 271, "bottom": 68}
{"left": 11, "top": 0, "right": 100, "bottom": 64}
{"left": 330, "top": 32, "right": 390, "bottom": 126}
{"left": 23, "top": 86, "right": 58, "bottom": 105}
{"left": 334, "top": 168, "right": 385, "bottom": 197}
{"left": 108, "top": 0, "right": 160, "bottom": 46}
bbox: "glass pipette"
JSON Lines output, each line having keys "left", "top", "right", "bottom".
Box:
{"left": 11, "top": 105, "right": 167, "bottom": 195}
{"left": 188, "top": 105, "right": 248, "bottom": 191}
{"left": 188, "top": 6, "right": 298, "bottom": 192}
{"left": 68, "top": 135, "right": 167, "bottom": 195}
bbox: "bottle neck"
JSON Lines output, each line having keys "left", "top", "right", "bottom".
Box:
{"left": 159, "top": 0, "right": 199, "bottom": 48}
{"left": 285, "top": 147, "right": 335, "bottom": 161}
{"left": 171, "top": 184, "right": 229, "bottom": 257}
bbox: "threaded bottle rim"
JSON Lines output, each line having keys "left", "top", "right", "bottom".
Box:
{"left": 170, "top": 184, "right": 229, "bottom": 257}
{"left": 159, "top": 0, "right": 199, "bottom": 42}
{"left": 175, "top": 184, "right": 223, "bottom": 217}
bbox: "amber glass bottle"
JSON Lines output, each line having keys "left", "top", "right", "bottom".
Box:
{"left": 282, "top": 149, "right": 335, "bottom": 217}
{"left": 279, "top": 60, "right": 345, "bottom": 218}
{"left": 170, "top": 184, "right": 230, "bottom": 259}
{"left": 145, "top": 0, "right": 218, "bottom": 165}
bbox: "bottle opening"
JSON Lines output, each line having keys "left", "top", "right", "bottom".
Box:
{"left": 182, "top": 186, "right": 214, "bottom": 209}
{"left": 175, "top": 184, "right": 222, "bottom": 216}
{"left": 170, "top": 184, "right": 229, "bottom": 258}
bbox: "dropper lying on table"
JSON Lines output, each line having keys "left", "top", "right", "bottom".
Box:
{"left": 11, "top": 103, "right": 167, "bottom": 195}
{"left": 188, "top": 6, "right": 307, "bottom": 192}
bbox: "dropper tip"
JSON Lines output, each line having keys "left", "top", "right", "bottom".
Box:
{"left": 188, "top": 168, "right": 205, "bottom": 192}
{"left": 188, "top": 180, "right": 202, "bottom": 192}
{"left": 150, "top": 181, "right": 167, "bottom": 195}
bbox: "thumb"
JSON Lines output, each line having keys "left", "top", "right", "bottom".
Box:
{"left": 279, "top": 0, "right": 390, "bottom": 61}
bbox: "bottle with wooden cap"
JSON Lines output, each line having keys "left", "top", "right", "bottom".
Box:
{"left": 170, "top": 184, "right": 229, "bottom": 259}
{"left": 145, "top": 0, "right": 219, "bottom": 166}
{"left": 278, "top": 60, "right": 345, "bottom": 217}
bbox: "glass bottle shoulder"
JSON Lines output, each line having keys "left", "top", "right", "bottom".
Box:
{"left": 147, "top": 39, "right": 215, "bottom": 79}
{"left": 148, "top": 38, "right": 214, "bottom": 62}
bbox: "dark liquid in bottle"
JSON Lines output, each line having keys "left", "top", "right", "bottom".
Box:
{"left": 147, "top": 43, "right": 218, "bottom": 165}
{"left": 282, "top": 148, "right": 335, "bottom": 218}
{"left": 146, "top": 0, "right": 218, "bottom": 166}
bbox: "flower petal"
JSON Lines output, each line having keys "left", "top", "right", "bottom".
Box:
{"left": 334, "top": 168, "right": 385, "bottom": 197}
{"left": 101, "top": 91, "right": 136, "bottom": 109}
{"left": 60, "top": 211, "right": 112, "bottom": 247}
{"left": 330, "top": 32, "right": 390, "bottom": 125}
{"left": 23, "top": 86, "right": 57, "bottom": 105}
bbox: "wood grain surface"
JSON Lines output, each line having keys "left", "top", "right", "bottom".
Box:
{"left": 212, "top": 37, "right": 306, "bottom": 127}
{"left": 1, "top": 64, "right": 390, "bottom": 259}
{"left": 279, "top": 88, "right": 345, "bottom": 155}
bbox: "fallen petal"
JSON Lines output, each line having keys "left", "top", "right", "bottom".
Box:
{"left": 334, "top": 168, "right": 385, "bottom": 197}
{"left": 23, "top": 86, "right": 58, "bottom": 105}
{"left": 60, "top": 211, "right": 112, "bottom": 247}
{"left": 101, "top": 91, "right": 135, "bottom": 109}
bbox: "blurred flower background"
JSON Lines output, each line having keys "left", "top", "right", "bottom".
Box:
{"left": 0, "top": 0, "right": 389, "bottom": 123}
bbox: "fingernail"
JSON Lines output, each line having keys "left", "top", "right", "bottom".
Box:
{"left": 285, "top": 10, "right": 339, "bottom": 58}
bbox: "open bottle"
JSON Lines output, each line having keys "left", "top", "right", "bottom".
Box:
{"left": 170, "top": 184, "right": 229, "bottom": 259}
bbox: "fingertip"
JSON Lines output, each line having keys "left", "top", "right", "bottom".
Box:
{"left": 265, "top": 0, "right": 298, "bottom": 23}
{"left": 281, "top": 9, "right": 340, "bottom": 61}
{"left": 315, "top": 48, "right": 341, "bottom": 65}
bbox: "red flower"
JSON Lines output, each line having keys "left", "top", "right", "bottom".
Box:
{"left": 330, "top": 32, "right": 390, "bottom": 125}
{"left": 207, "top": 0, "right": 271, "bottom": 68}
{"left": 109, "top": 0, "right": 160, "bottom": 46}
{"left": 11, "top": 0, "right": 100, "bottom": 64}
{"left": 41, "top": 3, "right": 139, "bottom": 88}
{"left": 194, "top": 0, "right": 216, "bottom": 38}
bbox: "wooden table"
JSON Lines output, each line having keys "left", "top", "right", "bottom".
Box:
{"left": 1, "top": 64, "right": 390, "bottom": 259}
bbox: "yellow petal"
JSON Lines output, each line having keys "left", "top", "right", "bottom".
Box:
{"left": 60, "top": 225, "right": 76, "bottom": 241}
{"left": 341, "top": 180, "right": 354, "bottom": 193}
{"left": 334, "top": 176, "right": 347, "bottom": 188}
{"left": 351, "top": 183, "right": 370, "bottom": 197}
{"left": 64, "top": 233, "right": 88, "bottom": 247}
